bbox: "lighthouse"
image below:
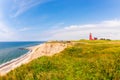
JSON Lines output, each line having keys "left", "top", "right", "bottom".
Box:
{"left": 89, "top": 33, "right": 93, "bottom": 40}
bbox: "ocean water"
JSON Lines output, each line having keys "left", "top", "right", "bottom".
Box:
{"left": 0, "top": 41, "right": 44, "bottom": 65}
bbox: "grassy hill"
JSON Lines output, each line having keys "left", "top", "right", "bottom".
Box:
{"left": 1, "top": 40, "right": 120, "bottom": 80}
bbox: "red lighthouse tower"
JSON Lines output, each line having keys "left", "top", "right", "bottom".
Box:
{"left": 89, "top": 33, "right": 93, "bottom": 40}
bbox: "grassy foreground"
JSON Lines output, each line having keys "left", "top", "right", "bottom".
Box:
{"left": 1, "top": 40, "right": 120, "bottom": 80}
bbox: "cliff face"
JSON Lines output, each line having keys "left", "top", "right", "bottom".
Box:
{"left": 29, "top": 43, "right": 67, "bottom": 60}
{"left": 0, "top": 42, "right": 67, "bottom": 76}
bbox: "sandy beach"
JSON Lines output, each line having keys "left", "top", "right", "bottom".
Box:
{"left": 0, "top": 42, "right": 67, "bottom": 76}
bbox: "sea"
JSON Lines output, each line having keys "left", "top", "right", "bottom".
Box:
{"left": 0, "top": 41, "right": 45, "bottom": 65}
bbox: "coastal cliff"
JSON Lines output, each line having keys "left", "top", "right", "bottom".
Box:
{"left": 0, "top": 42, "right": 68, "bottom": 76}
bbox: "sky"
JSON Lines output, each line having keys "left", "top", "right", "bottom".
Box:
{"left": 0, "top": 0, "right": 120, "bottom": 41}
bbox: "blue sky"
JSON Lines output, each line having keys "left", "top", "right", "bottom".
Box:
{"left": 0, "top": 0, "right": 120, "bottom": 41}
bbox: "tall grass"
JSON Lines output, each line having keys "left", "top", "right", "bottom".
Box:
{"left": 1, "top": 40, "right": 120, "bottom": 80}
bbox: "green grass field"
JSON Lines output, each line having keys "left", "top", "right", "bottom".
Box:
{"left": 1, "top": 40, "right": 120, "bottom": 80}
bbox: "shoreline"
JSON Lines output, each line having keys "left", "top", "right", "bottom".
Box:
{"left": 0, "top": 42, "right": 43, "bottom": 67}
{"left": 0, "top": 42, "right": 68, "bottom": 76}
{"left": 0, "top": 49, "right": 32, "bottom": 69}
{"left": 0, "top": 43, "right": 43, "bottom": 76}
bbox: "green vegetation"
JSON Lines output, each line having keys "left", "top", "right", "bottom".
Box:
{"left": 1, "top": 40, "right": 120, "bottom": 80}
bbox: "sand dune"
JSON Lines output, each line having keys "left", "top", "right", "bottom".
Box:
{"left": 0, "top": 42, "right": 67, "bottom": 76}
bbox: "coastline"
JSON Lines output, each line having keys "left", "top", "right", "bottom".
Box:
{"left": 0, "top": 49, "right": 32, "bottom": 68}
{"left": 0, "top": 42, "right": 68, "bottom": 76}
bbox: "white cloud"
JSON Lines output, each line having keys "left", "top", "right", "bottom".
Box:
{"left": 11, "top": 0, "right": 52, "bottom": 17}
{"left": 0, "top": 21, "right": 17, "bottom": 41}
{"left": 19, "top": 27, "right": 31, "bottom": 32}
{"left": 101, "top": 19, "right": 120, "bottom": 27}
{"left": 42, "top": 19, "right": 120, "bottom": 40}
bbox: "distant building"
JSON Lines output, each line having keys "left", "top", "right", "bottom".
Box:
{"left": 94, "top": 37, "right": 98, "bottom": 40}
{"left": 100, "top": 38, "right": 111, "bottom": 41}
{"left": 100, "top": 38, "right": 105, "bottom": 40}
